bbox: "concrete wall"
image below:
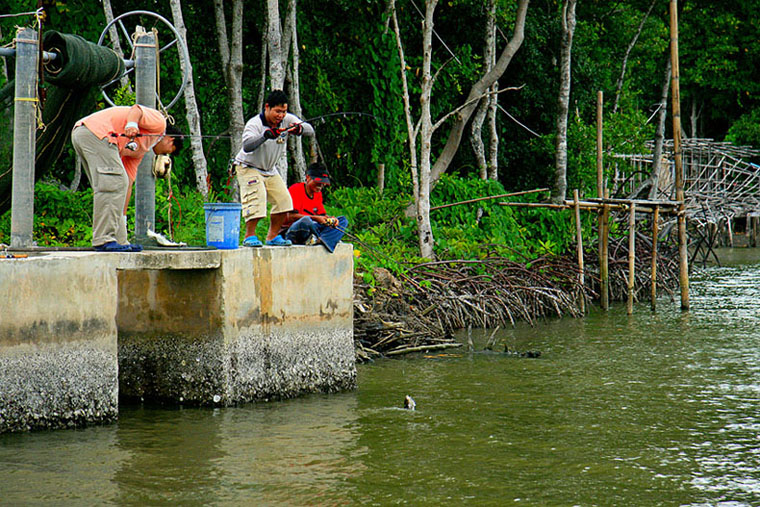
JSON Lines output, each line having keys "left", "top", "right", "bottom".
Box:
{"left": 117, "top": 243, "right": 355, "bottom": 405}
{"left": 0, "top": 244, "right": 356, "bottom": 432}
{"left": 0, "top": 254, "right": 119, "bottom": 432}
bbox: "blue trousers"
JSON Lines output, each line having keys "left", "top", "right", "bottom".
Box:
{"left": 285, "top": 216, "right": 348, "bottom": 253}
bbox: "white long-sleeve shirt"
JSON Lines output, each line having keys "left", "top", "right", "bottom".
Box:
{"left": 233, "top": 111, "right": 314, "bottom": 176}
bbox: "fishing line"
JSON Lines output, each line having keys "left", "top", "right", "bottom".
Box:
{"left": 113, "top": 111, "right": 387, "bottom": 141}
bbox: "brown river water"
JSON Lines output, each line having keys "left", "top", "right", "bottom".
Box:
{"left": 2, "top": 248, "right": 760, "bottom": 505}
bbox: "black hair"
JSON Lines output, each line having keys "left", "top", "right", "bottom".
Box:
{"left": 165, "top": 123, "right": 184, "bottom": 154}
{"left": 265, "top": 90, "right": 289, "bottom": 109}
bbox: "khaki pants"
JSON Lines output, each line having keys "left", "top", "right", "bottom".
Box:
{"left": 234, "top": 165, "right": 293, "bottom": 221}
{"left": 72, "top": 125, "right": 129, "bottom": 246}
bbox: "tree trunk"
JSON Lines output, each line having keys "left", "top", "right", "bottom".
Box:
{"left": 689, "top": 98, "right": 699, "bottom": 139}
{"left": 417, "top": 0, "right": 438, "bottom": 259}
{"left": 266, "top": 0, "right": 289, "bottom": 182}
{"left": 428, "top": 0, "right": 529, "bottom": 187}
{"left": 285, "top": 0, "right": 307, "bottom": 181}
{"left": 391, "top": 0, "right": 420, "bottom": 204}
{"left": 470, "top": 0, "right": 497, "bottom": 180}
{"left": 649, "top": 58, "right": 671, "bottom": 200}
{"left": 170, "top": 0, "right": 209, "bottom": 198}
{"left": 267, "top": 0, "right": 286, "bottom": 89}
{"left": 470, "top": 99, "right": 488, "bottom": 179}
{"left": 552, "top": 0, "right": 576, "bottom": 204}
{"left": 612, "top": 0, "right": 656, "bottom": 114}
{"left": 101, "top": 0, "right": 131, "bottom": 90}
{"left": 487, "top": 80, "right": 499, "bottom": 180}
{"left": 213, "top": 0, "right": 244, "bottom": 155}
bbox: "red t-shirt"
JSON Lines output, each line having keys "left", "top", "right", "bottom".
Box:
{"left": 283, "top": 182, "right": 325, "bottom": 229}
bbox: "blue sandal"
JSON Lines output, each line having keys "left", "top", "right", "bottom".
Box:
{"left": 243, "top": 235, "right": 263, "bottom": 247}
{"left": 265, "top": 235, "right": 292, "bottom": 246}
{"left": 95, "top": 241, "right": 143, "bottom": 252}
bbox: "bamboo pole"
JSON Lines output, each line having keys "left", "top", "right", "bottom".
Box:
{"left": 627, "top": 203, "right": 636, "bottom": 315}
{"left": 574, "top": 189, "right": 585, "bottom": 314}
{"left": 431, "top": 188, "right": 549, "bottom": 211}
{"left": 651, "top": 205, "right": 660, "bottom": 312}
{"left": 597, "top": 91, "right": 604, "bottom": 194}
{"left": 500, "top": 200, "right": 676, "bottom": 215}
{"left": 670, "top": 0, "right": 689, "bottom": 310}
{"left": 600, "top": 189, "right": 610, "bottom": 311}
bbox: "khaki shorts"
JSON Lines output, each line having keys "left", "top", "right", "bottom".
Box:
{"left": 235, "top": 165, "right": 293, "bottom": 220}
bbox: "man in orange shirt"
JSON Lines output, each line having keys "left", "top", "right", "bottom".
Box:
{"left": 71, "top": 104, "right": 182, "bottom": 251}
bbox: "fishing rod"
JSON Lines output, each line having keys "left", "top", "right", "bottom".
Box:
{"left": 105, "top": 111, "right": 387, "bottom": 142}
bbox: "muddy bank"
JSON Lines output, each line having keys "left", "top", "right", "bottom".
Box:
{"left": 353, "top": 237, "right": 680, "bottom": 362}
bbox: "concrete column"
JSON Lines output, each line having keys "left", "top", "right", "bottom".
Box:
{"left": 10, "top": 27, "right": 38, "bottom": 248}
{"left": 133, "top": 28, "right": 157, "bottom": 243}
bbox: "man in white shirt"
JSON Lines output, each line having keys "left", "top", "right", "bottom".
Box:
{"left": 233, "top": 90, "right": 314, "bottom": 247}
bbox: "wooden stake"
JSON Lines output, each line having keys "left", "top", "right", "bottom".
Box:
{"left": 627, "top": 203, "right": 636, "bottom": 315}
{"left": 670, "top": 0, "right": 689, "bottom": 310}
{"left": 574, "top": 189, "right": 585, "bottom": 314}
{"left": 600, "top": 189, "right": 610, "bottom": 311}
{"left": 651, "top": 205, "right": 660, "bottom": 312}
{"left": 597, "top": 91, "right": 604, "bottom": 194}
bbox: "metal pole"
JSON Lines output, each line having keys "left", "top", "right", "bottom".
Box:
{"left": 10, "top": 27, "right": 38, "bottom": 248}
{"left": 134, "top": 28, "right": 157, "bottom": 243}
{"left": 670, "top": 0, "right": 689, "bottom": 310}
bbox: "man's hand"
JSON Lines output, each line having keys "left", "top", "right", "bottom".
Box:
{"left": 324, "top": 216, "right": 339, "bottom": 227}
{"left": 263, "top": 127, "right": 280, "bottom": 140}
{"left": 287, "top": 123, "right": 303, "bottom": 136}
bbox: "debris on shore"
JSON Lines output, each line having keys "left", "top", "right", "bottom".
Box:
{"left": 353, "top": 239, "right": 679, "bottom": 363}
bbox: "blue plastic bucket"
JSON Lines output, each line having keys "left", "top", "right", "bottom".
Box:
{"left": 203, "top": 202, "right": 242, "bottom": 249}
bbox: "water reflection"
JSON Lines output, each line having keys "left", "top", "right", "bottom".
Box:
{"left": 0, "top": 393, "right": 362, "bottom": 504}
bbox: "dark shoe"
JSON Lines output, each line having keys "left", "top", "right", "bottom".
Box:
{"left": 94, "top": 241, "right": 130, "bottom": 252}
{"left": 94, "top": 241, "right": 142, "bottom": 252}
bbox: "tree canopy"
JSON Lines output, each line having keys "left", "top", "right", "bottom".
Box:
{"left": 2, "top": 0, "right": 759, "bottom": 210}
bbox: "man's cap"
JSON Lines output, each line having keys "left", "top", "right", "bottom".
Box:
{"left": 307, "top": 165, "right": 331, "bottom": 184}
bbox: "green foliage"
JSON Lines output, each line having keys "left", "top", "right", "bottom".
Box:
{"left": 0, "top": 181, "right": 93, "bottom": 246}
{"left": 725, "top": 109, "right": 760, "bottom": 148}
{"left": 326, "top": 176, "right": 586, "bottom": 285}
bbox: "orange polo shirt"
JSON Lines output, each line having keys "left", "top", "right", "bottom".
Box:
{"left": 77, "top": 105, "right": 166, "bottom": 181}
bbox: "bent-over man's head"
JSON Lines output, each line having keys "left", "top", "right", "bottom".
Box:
{"left": 153, "top": 124, "right": 184, "bottom": 155}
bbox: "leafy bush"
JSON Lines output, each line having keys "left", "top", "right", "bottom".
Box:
{"left": 0, "top": 181, "right": 93, "bottom": 246}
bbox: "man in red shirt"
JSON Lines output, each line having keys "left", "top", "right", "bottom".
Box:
{"left": 280, "top": 163, "right": 348, "bottom": 253}
{"left": 71, "top": 104, "right": 182, "bottom": 251}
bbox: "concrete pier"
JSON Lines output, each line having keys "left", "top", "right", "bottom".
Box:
{"left": 0, "top": 245, "right": 355, "bottom": 433}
